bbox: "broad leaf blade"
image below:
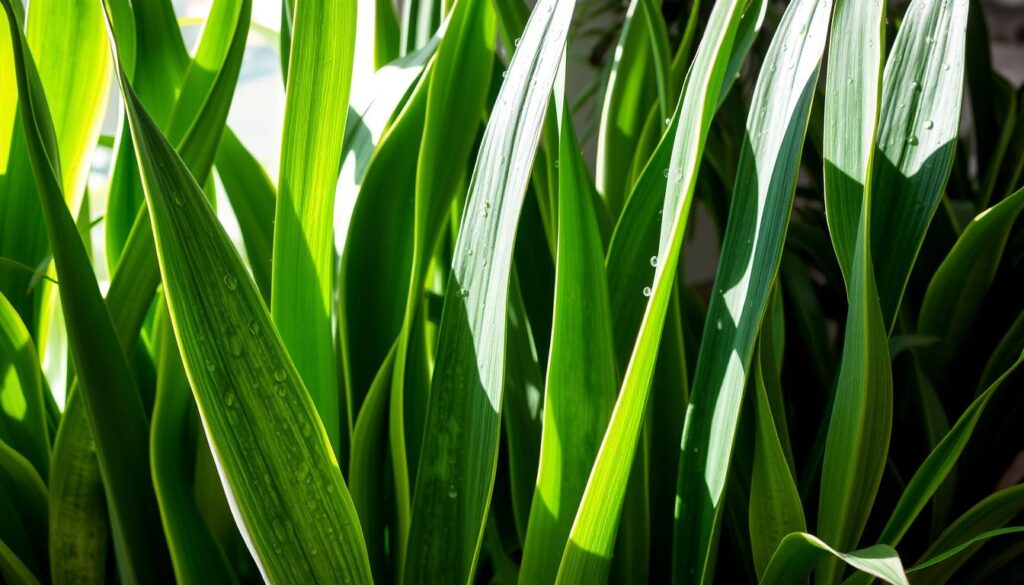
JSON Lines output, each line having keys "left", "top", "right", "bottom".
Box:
{"left": 871, "top": 0, "right": 969, "bottom": 327}
{"left": 518, "top": 101, "right": 617, "bottom": 584}
{"left": 272, "top": 0, "right": 357, "bottom": 448}
{"left": 761, "top": 533, "right": 908, "bottom": 585}
{"left": 1, "top": 2, "right": 173, "bottom": 580}
{"left": 109, "top": 39, "right": 373, "bottom": 585}
{"left": 403, "top": 0, "right": 573, "bottom": 580}
{"left": 555, "top": 1, "right": 748, "bottom": 582}
{"left": 669, "top": 1, "right": 828, "bottom": 582}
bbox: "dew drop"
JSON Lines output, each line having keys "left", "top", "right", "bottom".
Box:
{"left": 664, "top": 117, "right": 671, "bottom": 126}
{"left": 846, "top": 77, "right": 853, "bottom": 85}
{"left": 924, "top": 119, "right": 934, "bottom": 130}
{"left": 173, "top": 193, "right": 185, "bottom": 207}
{"left": 248, "top": 319, "right": 260, "bottom": 335}
{"left": 907, "top": 135, "right": 919, "bottom": 146}
{"left": 911, "top": 81, "right": 922, "bottom": 93}
{"left": 514, "top": 37, "right": 521, "bottom": 47}
{"left": 663, "top": 168, "right": 670, "bottom": 178}
{"left": 502, "top": 70, "right": 508, "bottom": 80}
{"left": 716, "top": 319, "right": 723, "bottom": 331}
{"left": 228, "top": 332, "right": 243, "bottom": 357}
{"left": 276, "top": 384, "right": 287, "bottom": 398}
{"left": 650, "top": 256, "right": 658, "bottom": 268}
{"left": 642, "top": 287, "right": 652, "bottom": 298}
{"left": 205, "top": 360, "right": 217, "bottom": 373}
{"left": 223, "top": 275, "right": 238, "bottom": 291}
{"left": 554, "top": 160, "right": 560, "bottom": 169}
{"left": 467, "top": 248, "right": 474, "bottom": 256}
{"left": 224, "top": 391, "right": 236, "bottom": 407}
{"left": 273, "top": 368, "right": 287, "bottom": 383}
{"left": 448, "top": 484, "right": 458, "bottom": 498}
{"left": 942, "top": 63, "right": 951, "bottom": 71}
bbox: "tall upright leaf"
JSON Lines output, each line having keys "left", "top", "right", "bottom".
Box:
{"left": 553, "top": 1, "right": 747, "bottom": 582}
{"left": 870, "top": 0, "right": 968, "bottom": 326}
{"left": 817, "top": 2, "right": 890, "bottom": 583}
{"left": 668, "top": 1, "right": 828, "bottom": 583}
{"left": 272, "top": 0, "right": 357, "bottom": 448}
{"left": 1, "top": 1, "right": 172, "bottom": 580}
{"left": 108, "top": 30, "right": 374, "bottom": 584}
{"left": 403, "top": 0, "right": 573, "bottom": 580}
{"left": 518, "top": 99, "right": 617, "bottom": 584}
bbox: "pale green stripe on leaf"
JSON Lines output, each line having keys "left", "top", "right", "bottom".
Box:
{"left": 404, "top": 0, "right": 573, "bottom": 580}
{"left": 822, "top": 0, "right": 884, "bottom": 285}
{"left": 871, "top": 0, "right": 968, "bottom": 327}
{"left": 670, "top": 0, "right": 828, "bottom": 582}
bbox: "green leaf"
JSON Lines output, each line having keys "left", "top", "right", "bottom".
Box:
{"left": 518, "top": 100, "right": 617, "bottom": 584}
{"left": 554, "top": 0, "right": 748, "bottom": 581}
{"left": 749, "top": 293, "right": 806, "bottom": 578}
{"left": 403, "top": 0, "right": 573, "bottom": 580}
{"left": 918, "top": 186, "right": 1024, "bottom": 378}
{"left": 389, "top": 0, "right": 496, "bottom": 567}
{"left": 910, "top": 484, "right": 1024, "bottom": 584}
{"left": 909, "top": 526, "right": 1024, "bottom": 574}
{"left": 1, "top": 2, "right": 173, "bottom": 580}
{"left": 151, "top": 304, "right": 237, "bottom": 584}
{"left": 822, "top": 0, "right": 884, "bottom": 286}
{"left": 877, "top": 351, "right": 1023, "bottom": 550}
{"left": 349, "top": 343, "right": 396, "bottom": 582}
{"left": 26, "top": 0, "right": 111, "bottom": 210}
{"left": 108, "top": 26, "right": 373, "bottom": 585}
{"left": 215, "top": 129, "right": 275, "bottom": 302}
{"left": 817, "top": 3, "right": 892, "bottom": 583}
{"left": 0, "top": 438, "right": 48, "bottom": 579}
{"left": 760, "top": 533, "right": 908, "bottom": 585}
{"left": 0, "top": 291, "right": 49, "bottom": 479}
{"left": 596, "top": 0, "right": 658, "bottom": 216}
{"left": 48, "top": 391, "right": 108, "bottom": 585}
{"left": 870, "top": 0, "right": 968, "bottom": 327}
{"left": 0, "top": 534, "right": 41, "bottom": 585}
{"left": 271, "top": 0, "right": 357, "bottom": 449}
{"left": 668, "top": 1, "right": 828, "bottom": 582}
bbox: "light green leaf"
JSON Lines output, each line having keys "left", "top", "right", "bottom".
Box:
{"left": 0, "top": 292, "right": 49, "bottom": 478}
{"left": 1, "top": 2, "right": 173, "bottom": 580}
{"left": 555, "top": 0, "right": 748, "bottom": 582}
{"left": 151, "top": 304, "right": 237, "bottom": 584}
{"left": 518, "top": 99, "right": 617, "bottom": 585}
{"left": 272, "top": 0, "right": 357, "bottom": 449}
{"left": 761, "top": 533, "right": 908, "bottom": 585}
{"left": 403, "top": 0, "right": 573, "bottom": 580}
{"left": 817, "top": 2, "right": 891, "bottom": 583}
{"left": 109, "top": 27, "right": 373, "bottom": 585}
